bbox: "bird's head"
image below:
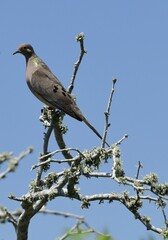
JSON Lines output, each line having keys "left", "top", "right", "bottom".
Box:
{"left": 13, "top": 43, "right": 35, "bottom": 58}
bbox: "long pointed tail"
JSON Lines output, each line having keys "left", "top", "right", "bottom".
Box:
{"left": 83, "top": 117, "right": 110, "bottom": 147}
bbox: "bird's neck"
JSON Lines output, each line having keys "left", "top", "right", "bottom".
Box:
{"left": 26, "top": 54, "right": 41, "bottom": 67}
{"left": 26, "top": 54, "right": 51, "bottom": 73}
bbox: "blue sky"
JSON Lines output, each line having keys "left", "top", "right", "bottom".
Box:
{"left": 1, "top": 1, "right": 168, "bottom": 239}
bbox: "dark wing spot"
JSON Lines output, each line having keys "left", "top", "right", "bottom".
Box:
{"left": 62, "top": 91, "right": 66, "bottom": 97}
{"left": 53, "top": 85, "right": 59, "bottom": 93}
{"left": 61, "top": 86, "right": 67, "bottom": 92}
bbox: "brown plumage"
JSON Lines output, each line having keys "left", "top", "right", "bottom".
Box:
{"left": 13, "top": 43, "right": 109, "bottom": 146}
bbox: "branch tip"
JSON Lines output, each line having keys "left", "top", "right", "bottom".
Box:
{"left": 76, "top": 32, "right": 84, "bottom": 42}
{"left": 113, "top": 78, "right": 117, "bottom": 85}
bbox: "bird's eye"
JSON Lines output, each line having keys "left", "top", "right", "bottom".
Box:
{"left": 23, "top": 46, "right": 27, "bottom": 50}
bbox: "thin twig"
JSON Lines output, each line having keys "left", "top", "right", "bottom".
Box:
{"left": 136, "top": 161, "right": 143, "bottom": 179}
{"left": 84, "top": 172, "right": 112, "bottom": 178}
{"left": 40, "top": 208, "right": 84, "bottom": 220}
{"left": 68, "top": 32, "right": 87, "bottom": 94}
{"left": 161, "top": 205, "right": 168, "bottom": 229}
{"left": 101, "top": 78, "right": 117, "bottom": 148}
{"left": 82, "top": 221, "right": 111, "bottom": 237}
{"left": 32, "top": 157, "right": 78, "bottom": 170}
{"left": 0, "top": 147, "right": 33, "bottom": 179}
{"left": 115, "top": 134, "right": 128, "bottom": 146}
{"left": 35, "top": 123, "right": 53, "bottom": 187}
{"left": 40, "top": 148, "right": 84, "bottom": 160}
{"left": 6, "top": 210, "right": 17, "bottom": 229}
{"left": 140, "top": 196, "right": 158, "bottom": 201}
{"left": 8, "top": 195, "right": 24, "bottom": 202}
{"left": 58, "top": 220, "right": 82, "bottom": 240}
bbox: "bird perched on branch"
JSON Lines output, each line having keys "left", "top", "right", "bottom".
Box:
{"left": 13, "top": 43, "right": 109, "bottom": 146}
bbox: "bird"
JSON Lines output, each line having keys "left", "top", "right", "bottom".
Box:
{"left": 13, "top": 43, "right": 109, "bottom": 147}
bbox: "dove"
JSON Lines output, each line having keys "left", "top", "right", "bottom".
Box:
{"left": 13, "top": 43, "right": 109, "bottom": 146}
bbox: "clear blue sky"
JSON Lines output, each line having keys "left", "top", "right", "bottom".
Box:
{"left": 1, "top": 1, "right": 168, "bottom": 239}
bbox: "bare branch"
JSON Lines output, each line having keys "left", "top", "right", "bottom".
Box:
{"left": 68, "top": 32, "right": 87, "bottom": 94}
{"left": 0, "top": 147, "right": 33, "bottom": 179}
{"left": 102, "top": 78, "right": 117, "bottom": 147}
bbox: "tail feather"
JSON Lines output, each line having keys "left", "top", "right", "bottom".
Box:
{"left": 83, "top": 117, "right": 110, "bottom": 147}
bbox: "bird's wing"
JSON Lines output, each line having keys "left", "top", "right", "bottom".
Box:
{"left": 30, "top": 68, "right": 83, "bottom": 121}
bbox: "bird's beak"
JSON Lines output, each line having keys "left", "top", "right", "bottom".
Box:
{"left": 13, "top": 50, "right": 20, "bottom": 55}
